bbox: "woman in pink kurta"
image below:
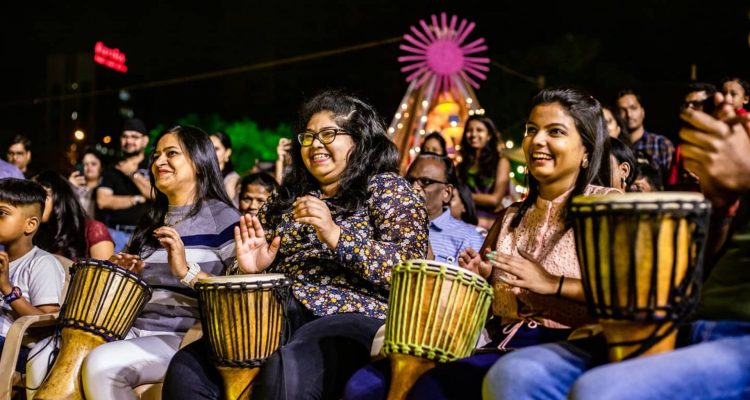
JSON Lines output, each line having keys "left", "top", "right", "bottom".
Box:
{"left": 357, "top": 87, "right": 619, "bottom": 400}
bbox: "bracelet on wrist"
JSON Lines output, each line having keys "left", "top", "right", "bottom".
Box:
{"left": 180, "top": 262, "right": 201, "bottom": 288}
{"left": 3, "top": 286, "right": 23, "bottom": 304}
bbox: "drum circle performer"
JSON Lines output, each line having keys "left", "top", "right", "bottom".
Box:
{"left": 344, "top": 87, "right": 617, "bottom": 400}
{"left": 26, "top": 125, "right": 240, "bottom": 399}
{"left": 162, "top": 90, "right": 429, "bottom": 399}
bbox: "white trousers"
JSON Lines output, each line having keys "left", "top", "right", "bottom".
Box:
{"left": 26, "top": 328, "right": 183, "bottom": 400}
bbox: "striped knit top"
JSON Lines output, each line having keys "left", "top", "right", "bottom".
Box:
{"left": 133, "top": 199, "right": 239, "bottom": 333}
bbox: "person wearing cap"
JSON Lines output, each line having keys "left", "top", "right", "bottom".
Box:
{"left": 96, "top": 118, "right": 153, "bottom": 252}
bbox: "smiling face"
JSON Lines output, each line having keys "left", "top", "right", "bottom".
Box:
{"left": 300, "top": 111, "right": 355, "bottom": 193}
{"left": 151, "top": 133, "right": 198, "bottom": 201}
{"left": 523, "top": 102, "right": 587, "bottom": 194}
{"left": 722, "top": 80, "right": 749, "bottom": 110}
{"left": 464, "top": 119, "right": 491, "bottom": 150}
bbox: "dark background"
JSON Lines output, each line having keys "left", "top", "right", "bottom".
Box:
{"left": 1, "top": 0, "right": 749, "bottom": 171}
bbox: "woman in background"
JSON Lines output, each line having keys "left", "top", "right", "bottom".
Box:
{"left": 33, "top": 170, "right": 114, "bottom": 260}
{"left": 210, "top": 131, "right": 241, "bottom": 205}
{"left": 456, "top": 116, "right": 512, "bottom": 229}
{"left": 68, "top": 148, "right": 106, "bottom": 217}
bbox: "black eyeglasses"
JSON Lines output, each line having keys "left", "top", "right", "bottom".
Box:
{"left": 406, "top": 176, "right": 448, "bottom": 187}
{"left": 297, "top": 128, "right": 349, "bottom": 146}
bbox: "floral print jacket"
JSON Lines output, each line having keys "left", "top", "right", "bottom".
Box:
{"left": 260, "top": 172, "right": 429, "bottom": 320}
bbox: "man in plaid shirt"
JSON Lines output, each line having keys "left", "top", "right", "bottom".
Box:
{"left": 617, "top": 89, "right": 675, "bottom": 188}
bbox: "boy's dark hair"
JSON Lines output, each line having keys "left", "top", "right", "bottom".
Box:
{"left": 240, "top": 172, "right": 279, "bottom": 194}
{"left": 634, "top": 162, "right": 664, "bottom": 192}
{"left": 0, "top": 178, "right": 46, "bottom": 214}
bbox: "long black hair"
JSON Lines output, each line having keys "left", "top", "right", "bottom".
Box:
{"left": 127, "top": 125, "right": 234, "bottom": 255}
{"left": 511, "top": 87, "right": 611, "bottom": 229}
{"left": 32, "top": 170, "right": 88, "bottom": 260}
{"left": 267, "top": 90, "right": 399, "bottom": 219}
{"left": 457, "top": 115, "right": 501, "bottom": 189}
{"left": 210, "top": 131, "right": 235, "bottom": 177}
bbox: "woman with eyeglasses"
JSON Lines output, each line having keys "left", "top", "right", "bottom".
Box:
{"left": 162, "top": 90, "right": 429, "bottom": 399}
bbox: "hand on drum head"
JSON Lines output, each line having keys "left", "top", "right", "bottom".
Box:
{"left": 154, "top": 226, "right": 190, "bottom": 279}
{"left": 108, "top": 253, "right": 145, "bottom": 273}
{"left": 234, "top": 214, "right": 280, "bottom": 274}
{"left": 487, "top": 248, "right": 558, "bottom": 295}
{"left": 458, "top": 247, "right": 491, "bottom": 278}
{"left": 680, "top": 94, "right": 750, "bottom": 208}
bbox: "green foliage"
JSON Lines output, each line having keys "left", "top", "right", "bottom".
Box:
{"left": 148, "top": 113, "right": 293, "bottom": 175}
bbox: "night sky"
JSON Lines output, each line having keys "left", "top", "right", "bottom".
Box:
{"left": 1, "top": 1, "right": 748, "bottom": 170}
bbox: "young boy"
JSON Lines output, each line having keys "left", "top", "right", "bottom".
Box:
{"left": 0, "top": 178, "right": 65, "bottom": 371}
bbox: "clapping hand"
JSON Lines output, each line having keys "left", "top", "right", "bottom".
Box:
{"left": 234, "top": 214, "right": 280, "bottom": 274}
{"left": 487, "top": 248, "right": 558, "bottom": 295}
{"left": 293, "top": 195, "right": 341, "bottom": 250}
{"left": 154, "top": 226, "right": 189, "bottom": 278}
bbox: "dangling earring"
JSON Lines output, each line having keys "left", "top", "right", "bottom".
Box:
{"left": 621, "top": 177, "right": 627, "bottom": 188}
{"left": 581, "top": 158, "right": 589, "bottom": 169}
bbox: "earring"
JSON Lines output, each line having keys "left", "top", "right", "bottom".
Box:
{"left": 621, "top": 177, "right": 626, "bottom": 187}
{"left": 581, "top": 158, "right": 589, "bottom": 169}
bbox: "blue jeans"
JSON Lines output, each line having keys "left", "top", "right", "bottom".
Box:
{"left": 107, "top": 228, "right": 133, "bottom": 253}
{"left": 483, "top": 320, "right": 750, "bottom": 400}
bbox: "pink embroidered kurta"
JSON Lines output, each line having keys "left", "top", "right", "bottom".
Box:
{"left": 490, "top": 185, "right": 618, "bottom": 328}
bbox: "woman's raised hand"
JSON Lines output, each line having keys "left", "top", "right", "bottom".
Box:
{"left": 234, "top": 214, "right": 280, "bottom": 274}
{"left": 293, "top": 195, "right": 341, "bottom": 250}
{"left": 154, "top": 226, "right": 189, "bottom": 279}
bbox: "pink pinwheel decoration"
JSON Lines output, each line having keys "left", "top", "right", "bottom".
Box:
{"left": 398, "top": 13, "right": 490, "bottom": 92}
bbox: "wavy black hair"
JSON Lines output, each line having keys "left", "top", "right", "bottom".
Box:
{"left": 210, "top": 130, "right": 236, "bottom": 177}
{"left": 511, "top": 87, "right": 611, "bottom": 229}
{"left": 457, "top": 115, "right": 502, "bottom": 189}
{"left": 719, "top": 76, "right": 750, "bottom": 97}
{"left": 32, "top": 170, "right": 88, "bottom": 260}
{"left": 267, "top": 90, "right": 399, "bottom": 219}
{"left": 127, "top": 125, "right": 234, "bottom": 255}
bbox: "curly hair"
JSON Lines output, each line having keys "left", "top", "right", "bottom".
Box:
{"left": 266, "top": 90, "right": 399, "bottom": 219}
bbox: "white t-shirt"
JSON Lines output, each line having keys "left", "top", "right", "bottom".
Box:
{"left": 0, "top": 246, "right": 65, "bottom": 337}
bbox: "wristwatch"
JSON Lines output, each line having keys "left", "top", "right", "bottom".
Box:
{"left": 133, "top": 195, "right": 145, "bottom": 205}
{"left": 2, "top": 286, "right": 22, "bottom": 304}
{"left": 180, "top": 262, "right": 201, "bottom": 288}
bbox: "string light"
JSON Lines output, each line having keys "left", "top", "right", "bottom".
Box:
{"left": 388, "top": 127, "right": 395, "bottom": 133}
{"left": 397, "top": 123, "right": 403, "bottom": 129}
{"left": 395, "top": 113, "right": 402, "bottom": 119}
{"left": 401, "top": 103, "right": 408, "bottom": 110}
{"left": 466, "top": 98, "right": 473, "bottom": 104}
{"left": 516, "top": 166, "right": 525, "bottom": 174}
{"left": 505, "top": 140, "right": 514, "bottom": 149}
{"left": 509, "top": 172, "right": 515, "bottom": 178}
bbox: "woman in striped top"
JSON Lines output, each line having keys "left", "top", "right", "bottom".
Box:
{"left": 26, "top": 125, "right": 239, "bottom": 399}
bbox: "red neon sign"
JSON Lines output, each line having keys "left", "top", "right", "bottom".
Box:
{"left": 94, "top": 41, "right": 128, "bottom": 73}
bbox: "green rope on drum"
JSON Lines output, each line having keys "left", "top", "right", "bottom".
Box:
{"left": 382, "top": 260, "right": 494, "bottom": 363}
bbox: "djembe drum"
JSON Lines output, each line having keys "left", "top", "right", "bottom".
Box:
{"left": 35, "top": 259, "right": 152, "bottom": 400}
{"left": 569, "top": 192, "right": 710, "bottom": 361}
{"left": 381, "top": 260, "right": 493, "bottom": 400}
{"left": 194, "top": 274, "right": 291, "bottom": 400}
